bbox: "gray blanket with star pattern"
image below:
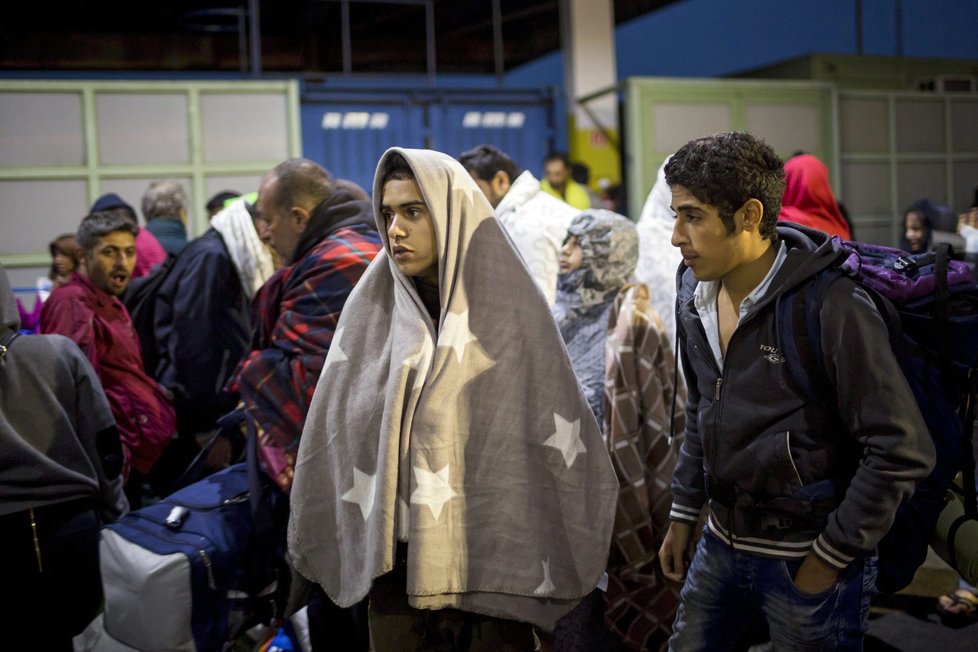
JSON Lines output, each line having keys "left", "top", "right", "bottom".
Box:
{"left": 288, "top": 147, "right": 618, "bottom": 630}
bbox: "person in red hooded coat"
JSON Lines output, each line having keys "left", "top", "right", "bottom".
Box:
{"left": 780, "top": 153, "right": 852, "bottom": 240}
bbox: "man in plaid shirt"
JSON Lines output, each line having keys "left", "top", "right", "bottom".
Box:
{"left": 223, "top": 163, "right": 382, "bottom": 651}
{"left": 230, "top": 161, "right": 382, "bottom": 495}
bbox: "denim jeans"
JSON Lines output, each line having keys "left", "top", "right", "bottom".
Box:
{"left": 669, "top": 528, "right": 878, "bottom": 651}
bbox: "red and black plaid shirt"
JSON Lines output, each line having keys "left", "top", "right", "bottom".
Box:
{"left": 231, "top": 224, "right": 381, "bottom": 492}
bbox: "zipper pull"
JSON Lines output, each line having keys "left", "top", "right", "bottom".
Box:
{"left": 29, "top": 508, "right": 44, "bottom": 574}
{"left": 715, "top": 378, "right": 723, "bottom": 401}
{"left": 199, "top": 550, "right": 217, "bottom": 590}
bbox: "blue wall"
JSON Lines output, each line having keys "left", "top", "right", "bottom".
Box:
{"left": 301, "top": 87, "right": 557, "bottom": 192}
{"left": 8, "top": 0, "right": 976, "bottom": 176}
{"left": 505, "top": 0, "right": 978, "bottom": 89}
{"left": 617, "top": 0, "right": 858, "bottom": 78}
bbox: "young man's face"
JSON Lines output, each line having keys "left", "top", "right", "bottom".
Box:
{"left": 382, "top": 177, "right": 439, "bottom": 287}
{"left": 256, "top": 173, "right": 305, "bottom": 264}
{"left": 670, "top": 185, "right": 747, "bottom": 282}
{"left": 545, "top": 159, "right": 568, "bottom": 190}
{"left": 83, "top": 230, "right": 136, "bottom": 296}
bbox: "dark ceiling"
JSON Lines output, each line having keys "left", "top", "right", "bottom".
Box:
{"left": 1, "top": 0, "right": 678, "bottom": 76}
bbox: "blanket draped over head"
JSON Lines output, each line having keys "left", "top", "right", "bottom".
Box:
{"left": 635, "top": 156, "right": 682, "bottom": 351}
{"left": 553, "top": 209, "right": 639, "bottom": 425}
{"left": 288, "top": 147, "right": 619, "bottom": 631}
{"left": 210, "top": 198, "right": 275, "bottom": 299}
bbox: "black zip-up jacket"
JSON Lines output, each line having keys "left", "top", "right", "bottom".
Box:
{"left": 668, "top": 224, "right": 935, "bottom": 570}
{"left": 154, "top": 229, "right": 250, "bottom": 437}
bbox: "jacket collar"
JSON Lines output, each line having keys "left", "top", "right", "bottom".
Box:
{"left": 70, "top": 271, "right": 124, "bottom": 310}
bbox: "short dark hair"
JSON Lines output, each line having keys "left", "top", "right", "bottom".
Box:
{"left": 269, "top": 159, "right": 332, "bottom": 212}
{"left": 101, "top": 205, "right": 139, "bottom": 228}
{"left": 570, "top": 162, "right": 590, "bottom": 185}
{"left": 206, "top": 190, "right": 240, "bottom": 214}
{"left": 77, "top": 210, "right": 138, "bottom": 251}
{"left": 458, "top": 144, "right": 522, "bottom": 184}
{"left": 906, "top": 198, "right": 955, "bottom": 232}
{"left": 380, "top": 152, "right": 416, "bottom": 185}
{"left": 664, "top": 132, "right": 784, "bottom": 240}
{"left": 545, "top": 151, "right": 570, "bottom": 167}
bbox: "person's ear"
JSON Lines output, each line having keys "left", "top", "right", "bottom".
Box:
{"left": 739, "top": 198, "right": 764, "bottom": 232}
{"left": 291, "top": 206, "right": 313, "bottom": 234}
{"left": 492, "top": 170, "right": 511, "bottom": 196}
{"left": 76, "top": 249, "right": 90, "bottom": 273}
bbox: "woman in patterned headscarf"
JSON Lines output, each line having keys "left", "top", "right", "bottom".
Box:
{"left": 554, "top": 210, "right": 642, "bottom": 425}
{"left": 553, "top": 210, "right": 686, "bottom": 652}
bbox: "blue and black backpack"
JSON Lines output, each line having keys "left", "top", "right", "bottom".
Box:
{"left": 779, "top": 240, "right": 978, "bottom": 592}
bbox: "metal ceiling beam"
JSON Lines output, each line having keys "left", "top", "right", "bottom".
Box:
{"left": 493, "top": 0, "right": 504, "bottom": 86}
{"left": 249, "top": 0, "right": 262, "bottom": 77}
{"left": 342, "top": 0, "right": 352, "bottom": 74}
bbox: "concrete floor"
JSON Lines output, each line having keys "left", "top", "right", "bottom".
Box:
{"left": 867, "top": 548, "right": 977, "bottom": 652}
{"left": 867, "top": 598, "right": 978, "bottom": 651}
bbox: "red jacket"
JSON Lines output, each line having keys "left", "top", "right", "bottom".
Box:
{"left": 40, "top": 272, "right": 175, "bottom": 474}
{"left": 134, "top": 227, "right": 167, "bottom": 279}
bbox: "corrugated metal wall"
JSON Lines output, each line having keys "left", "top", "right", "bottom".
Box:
{"left": 301, "top": 88, "right": 556, "bottom": 193}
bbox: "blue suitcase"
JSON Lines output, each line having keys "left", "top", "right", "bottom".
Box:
{"left": 100, "top": 449, "right": 285, "bottom": 651}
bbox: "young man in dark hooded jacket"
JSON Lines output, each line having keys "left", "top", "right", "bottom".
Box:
{"left": 658, "top": 132, "right": 935, "bottom": 650}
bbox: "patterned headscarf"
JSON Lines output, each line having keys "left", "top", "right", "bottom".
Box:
{"left": 554, "top": 210, "right": 638, "bottom": 329}
{"left": 553, "top": 210, "right": 638, "bottom": 425}
{"left": 288, "top": 148, "right": 618, "bottom": 630}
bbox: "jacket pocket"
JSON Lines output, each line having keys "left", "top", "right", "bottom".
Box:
{"left": 730, "top": 430, "right": 805, "bottom": 499}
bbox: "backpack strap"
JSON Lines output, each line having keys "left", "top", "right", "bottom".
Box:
{"left": 779, "top": 269, "right": 843, "bottom": 407}
{"left": 780, "top": 264, "right": 904, "bottom": 421}
{"left": 934, "top": 244, "right": 955, "bottom": 397}
{"left": 125, "top": 252, "right": 178, "bottom": 314}
{"left": 963, "top": 376, "right": 978, "bottom": 520}
{"left": 947, "top": 369, "right": 978, "bottom": 571}
{"left": 244, "top": 415, "right": 287, "bottom": 620}
{"left": 0, "top": 330, "right": 20, "bottom": 362}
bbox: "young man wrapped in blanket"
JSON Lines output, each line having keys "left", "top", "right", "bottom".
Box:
{"left": 288, "top": 147, "right": 619, "bottom": 650}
